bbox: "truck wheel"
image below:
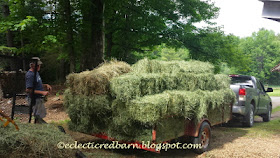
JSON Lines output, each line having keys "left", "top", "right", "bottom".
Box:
{"left": 243, "top": 104, "right": 254, "bottom": 127}
{"left": 192, "top": 121, "right": 211, "bottom": 154}
{"left": 262, "top": 105, "right": 271, "bottom": 122}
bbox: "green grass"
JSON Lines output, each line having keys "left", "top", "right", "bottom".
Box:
{"left": 255, "top": 118, "right": 280, "bottom": 131}
{"left": 272, "top": 106, "right": 280, "bottom": 113}
{"left": 49, "top": 119, "right": 70, "bottom": 126}
{"left": 246, "top": 119, "right": 280, "bottom": 137}
{"left": 267, "top": 86, "right": 280, "bottom": 96}
{"left": 217, "top": 118, "right": 280, "bottom": 138}
{"left": 268, "top": 89, "right": 280, "bottom": 96}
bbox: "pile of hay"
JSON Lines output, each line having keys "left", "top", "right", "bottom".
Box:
{"left": 65, "top": 59, "right": 235, "bottom": 142}
{"left": 0, "top": 122, "right": 76, "bottom": 158}
{"left": 64, "top": 60, "right": 131, "bottom": 134}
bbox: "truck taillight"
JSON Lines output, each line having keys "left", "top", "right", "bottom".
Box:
{"left": 239, "top": 88, "right": 246, "bottom": 95}
{"left": 239, "top": 88, "right": 246, "bottom": 101}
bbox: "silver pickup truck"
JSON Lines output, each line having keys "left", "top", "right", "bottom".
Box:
{"left": 229, "top": 75, "right": 273, "bottom": 127}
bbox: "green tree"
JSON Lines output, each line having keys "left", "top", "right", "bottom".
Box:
{"left": 104, "top": 0, "right": 219, "bottom": 63}
{"left": 0, "top": 0, "right": 221, "bottom": 82}
{"left": 183, "top": 27, "right": 250, "bottom": 73}
{"left": 239, "top": 29, "right": 280, "bottom": 84}
{"left": 154, "top": 44, "right": 189, "bottom": 61}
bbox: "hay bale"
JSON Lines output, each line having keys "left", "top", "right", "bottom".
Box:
{"left": 110, "top": 73, "right": 225, "bottom": 102}
{"left": 132, "top": 58, "right": 215, "bottom": 74}
{"left": 214, "top": 74, "right": 231, "bottom": 89}
{"left": 105, "top": 89, "right": 235, "bottom": 142}
{"left": 156, "top": 117, "right": 185, "bottom": 142}
{"left": 64, "top": 89, "right": 112, "bottom": 133}
{"left": 0, "top": 123, "right": 76, "bottom": 158}
{"left": 107, "top": 100, "right": 153, "bottom": 142}
{"left": 66, "top": 60, "right": 131, "bottom": 96}
{"left": 126, "top": 89, "right": 235, "bottom": 124}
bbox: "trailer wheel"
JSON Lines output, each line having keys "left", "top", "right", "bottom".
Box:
{"left": 192, "top": 121, "right": 211, "bottom": 154}
{"left": 243, "top": 104, "right": 254, "bottom": 127}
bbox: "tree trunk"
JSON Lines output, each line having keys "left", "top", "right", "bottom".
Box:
{"left": 64, "top": 0, "right": 75, "bottom": 72}
{"left": 106, "top": 32, "right": 113, "bottom": 58}
{"left": 1, "top": 4, "right": 13, "bottom": 47}
{"left": 81, "top": 0, "right": 104, "bottom": 70}
{"left": 59, "top": 59, "right": 65, "bottom": 82}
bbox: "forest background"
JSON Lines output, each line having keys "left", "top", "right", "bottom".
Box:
{"left": 1, "top": 0, "right": 280, "bottom": 85}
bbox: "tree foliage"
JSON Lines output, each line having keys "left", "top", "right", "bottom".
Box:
{"left": 5, "top": 0, "right": 278, "bottom": 84}
{"left": 239, "top": 29, "right": 280, "bottom": 84}
{"left": 182, "top": 27, "right": 250, "bottom": 73}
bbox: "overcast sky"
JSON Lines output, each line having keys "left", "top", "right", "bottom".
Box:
{"left": 208, "top": 0, "right": 280, "bottom": 37}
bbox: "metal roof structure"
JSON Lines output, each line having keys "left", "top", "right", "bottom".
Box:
{"left": 271, "top": 63, "right": 280, "bottom": 72}
{"left": 260, "top": 1, "right": 280, "bottom": 71}
{"left": 260, "top": 0, "right": 280, "bottom": 22}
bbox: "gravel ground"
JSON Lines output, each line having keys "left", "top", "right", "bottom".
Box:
{"left": 200, "top": 133, "right": 280, "bottom": 158}
{"left": 1, "top": 87, "right": 280, "bottom": 158}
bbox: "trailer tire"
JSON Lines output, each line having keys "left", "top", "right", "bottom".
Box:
{"left": 192, "top": 121, "right": 211, "bottom": 154}
{"left": 262, "top": 104, "right": 271, "bottom": 122}
{"left": 243, "top": 104, "right": 254, "bottom": 127}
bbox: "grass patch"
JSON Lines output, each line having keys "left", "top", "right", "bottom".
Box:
{"left": 245, "top": 119, "right": 280, "bottom": 137}
{"left": 49, "top": 119, "right": 71, "bottom": 126}
{"left": 217, "top": 119, "right": 280, "bottom": 138}
{"left": 272, "top": 106, "right": 280, "bottom": 114}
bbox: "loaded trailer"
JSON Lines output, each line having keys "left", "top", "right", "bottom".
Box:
{"left": 64, "top": 59, "right": 236, "bottom": 154}
{"left": 92, "top": 103, "right": 233, "bottom": 154}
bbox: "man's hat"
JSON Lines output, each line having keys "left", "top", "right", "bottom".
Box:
{"left": 31, "top": 57, "right": 43, "bottom": 65}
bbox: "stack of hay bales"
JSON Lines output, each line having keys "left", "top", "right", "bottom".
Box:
{"left": 107, "top": 59, "right": 235, "bottom": 142}
{"left": 64, "top": 61, "right": 131, "bottom": 133}
{"left": 65, "top": 59, "right": 235, "bottom": 142}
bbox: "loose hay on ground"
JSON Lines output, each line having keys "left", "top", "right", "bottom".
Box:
{"left": 0, "top": 122, "right": 76, "bottom": 158}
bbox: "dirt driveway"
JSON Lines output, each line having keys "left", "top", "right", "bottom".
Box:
{"left": 1, "top": 89, "right": 280, "bottom": 158}
{"left": 271, "top": 96, "right": 280, "bottom": 108}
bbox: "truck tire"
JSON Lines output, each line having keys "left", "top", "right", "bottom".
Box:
{"left": 192, "top": 121, "right": 211, "bottom": 154}
{"left": 243, "top": 104, "right": 254, "bottom": 127}
{"left": 262, "top": 105, "right": 271, "bottom": 122}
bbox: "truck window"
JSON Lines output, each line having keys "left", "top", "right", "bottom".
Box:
{"left": 259, "top": 81, "right": 266, "bottom": 92}
{"left": 256, "top": 81, "right": 265, "bottom": 92}
{"left": 230, "top": 77, "right": 253, "bottom": 86}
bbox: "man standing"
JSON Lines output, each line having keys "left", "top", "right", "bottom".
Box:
{"left": 25, "top": 57, "right": 52, "bottom": 123}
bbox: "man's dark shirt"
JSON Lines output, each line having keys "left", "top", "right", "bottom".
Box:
{"left": 25, "top": 70, "right": 43, "bottom": 98}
